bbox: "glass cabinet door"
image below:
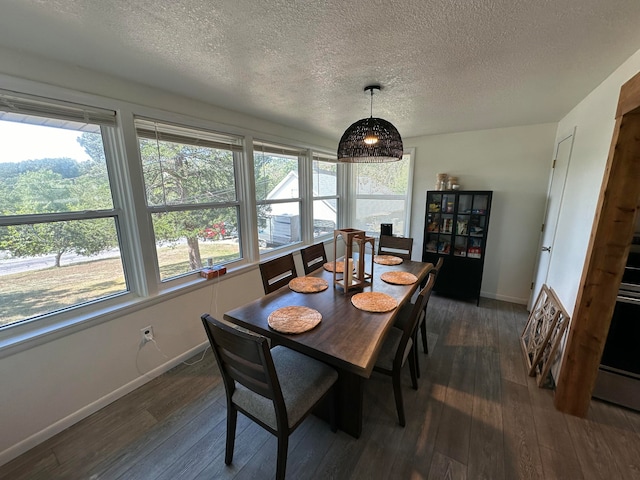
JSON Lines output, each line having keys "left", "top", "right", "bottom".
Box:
{"left": 425, "top": 193, "right": 441, "bottom": 253}
{"left": 425, "top": 191, "right": 490, "bottom": 259}
{"left": 425, "top": 193, "right": 453, "bottom": 254}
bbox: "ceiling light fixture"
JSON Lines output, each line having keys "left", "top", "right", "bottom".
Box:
{"left": 337, "top": 85, "right": 403, "bottom": 163}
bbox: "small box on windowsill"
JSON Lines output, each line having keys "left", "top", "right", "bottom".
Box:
{"left": 200, "top": 266, "right": 227, "bottom": 279}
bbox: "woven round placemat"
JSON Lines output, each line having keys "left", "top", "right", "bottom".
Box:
{"left": 267, "top": 306, "right": 322, "bottom": 334}
{"left": 288, "top": 276, "right": 329, "bottom": 293}
{"left": 323, "top": 260, "right": 349, "bottom": 272}
{"left": 380, "top": 271, "right": 418, "bottom": 285}
{"left": 351, "top": 292, "right": 398, "bottom": 313}
{"left": 374, "top": 255, "right": 403, "bottom": 265}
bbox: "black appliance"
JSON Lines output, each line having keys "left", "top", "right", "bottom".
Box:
{"left": 592, "top": 221, "right": 640, "bottom": 411}
{"left": 380, "top": 223, "right": 393, "bottom": 236}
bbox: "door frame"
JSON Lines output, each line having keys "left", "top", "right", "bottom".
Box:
{"left": 554, "top": 71, "right": 640, "bottom": 416}
{"left": 528, "top": 128, "right": 575, "bottom": 310}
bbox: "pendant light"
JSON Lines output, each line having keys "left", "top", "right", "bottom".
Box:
{"left": 337, "top": 85, "right": 403, "bottom": 163}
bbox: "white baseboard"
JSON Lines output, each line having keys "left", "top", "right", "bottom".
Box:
{"left": 480, "top": 291, "right": 529, "bottom": 305}
{"left": 0, "top": 342, "right": 209, "bottom": 467}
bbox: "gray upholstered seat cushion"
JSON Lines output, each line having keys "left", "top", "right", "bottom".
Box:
{"left": 232, "top": 346, "right": 338, "bottom": 430}
{"left": 375, "top": 326, "right": 413, "bottom": 371}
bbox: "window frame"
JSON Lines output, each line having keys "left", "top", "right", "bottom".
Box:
{"left": 0, "top": 76, "right": 345, "bottom": 356}
{"left": 134, "top": 117, "right": 245, "bottom": 283}
{"left": 310, "top": 151, "right": 340, "bottom": 241}
{"left": 0, "top": 90, "right": 134, "bottom": 330}
{"left": 351, "top": 149, "right": 415, "bottom": 237}
{"left": 253, "top": 140, "right": 306, "bottom": 256}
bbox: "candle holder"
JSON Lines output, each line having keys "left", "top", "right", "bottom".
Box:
{"left": 332, "top": 228, "right": 375, "bottom": 294}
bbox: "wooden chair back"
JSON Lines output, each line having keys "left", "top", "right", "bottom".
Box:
{"left": 300, "top": 243, "right": 328, "bottom": 274}
{"left": 378, "top": 235, "right": 414, "bottom": 260}
{"left": 432, "top": 256, "right": 444, "bottom": 279}
{"left": 201, "top": 314, "right": 287, "bottom": 427}
{"left": 259, "top": 253, "right": 298, "bottom": 294}
{"left": 395, "top": 272, "right": 436, "bottom": 367}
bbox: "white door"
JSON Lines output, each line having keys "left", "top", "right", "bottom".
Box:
{"left": 528, "top": 129, "right": 575, "bottom": 310}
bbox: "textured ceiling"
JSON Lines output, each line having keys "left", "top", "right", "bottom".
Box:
{"left": 1, "top": 0, "right": 640, "bottom": 141}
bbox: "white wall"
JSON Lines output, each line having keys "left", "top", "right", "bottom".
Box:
{"left": 0, "top": 48, "right": 336, "bottom": 465}
{"left": 547, "top": 48, "right": 640, "bottom": 316}
{"left": 407, "top": 124, "right": 558, "bottom": 304}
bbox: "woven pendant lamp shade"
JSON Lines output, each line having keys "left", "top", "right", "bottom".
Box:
{"left": 337, "top": 85, "right": 403, "bottom": 163}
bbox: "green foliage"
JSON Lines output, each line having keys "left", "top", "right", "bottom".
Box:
{"left": 139, "top": 137, "right": 239, "bottom": 270}
{"left": 356, "top": 158, "right": 410, "bottom": 195}
{"left": 77, "top": 132, "right": 106, "bottom": 165}
{"left": 0, "top": 157, "right": 80, "bottom": 180}
{"left": 254, "top": 153, "right": 297, "bottom": 200}
{"left": 0, "top": 132, "right": 116, "bottom": 266}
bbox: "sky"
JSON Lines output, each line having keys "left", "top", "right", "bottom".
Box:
{"left": 0, "top": 121, "right": 90, "bottom": 163}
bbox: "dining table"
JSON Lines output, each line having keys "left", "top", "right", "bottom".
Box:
{"left": 223, "top": 255, "right": 433, "bottom": 438}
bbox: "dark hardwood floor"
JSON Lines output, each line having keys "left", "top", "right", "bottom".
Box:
{"left": 2, "top": 295, "right": 640, "bottom": 479}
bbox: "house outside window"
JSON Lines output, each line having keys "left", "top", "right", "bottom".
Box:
{"left": 311, "top": 152, "right": 339, "bottom": 238}
{"left": 0, "top": 91, "right": 126, "bottom": 328}
{"left": 254, "top": 141, "right": 304, "bottom": 252}
{"left": 353, "top": 152, "right": 413, "bottom": 237}
{"left": 135, "top": 118, "right": 243, "bottom": 281}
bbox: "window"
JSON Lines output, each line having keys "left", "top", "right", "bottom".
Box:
{"left": 312, "top": 152, "right": 339, "bottom": 238}
{"left": 135, "top": 118, "right": 243, "bottom": 281}
{"left": 0, "top": 90, "right": 126, "bottom": 328}
{"left": 353, "top": 152, "right": 413, "bottom": 236}
{"left": 254, "top": 141, "right": 304, "bottom": 252}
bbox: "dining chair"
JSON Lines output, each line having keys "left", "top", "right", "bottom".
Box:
{"left": 300, "top": 243, "right": 328, "bottom": 274}
{"left": 373, "top": 272, "right": 436, "bottom": 426}
{"left": 259, "top": 253, "right": 298, "bottom": 294}
{"left": 378, "top": 234, "right": 414, "bottom": 260}
{"left": 417, "top": 256, "right": 444, "bottom": 355}
{"left": 400, "top": 257, "right": 443, "bottom": 381}
{"left": 201, "top": 314, "right": 338, "bottom": 480}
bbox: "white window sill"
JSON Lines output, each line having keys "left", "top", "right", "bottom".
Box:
{"left": 0, "top": 262, "right": 254, "bottom": 360}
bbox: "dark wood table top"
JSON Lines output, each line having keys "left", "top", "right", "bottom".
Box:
{"left": 224, "top": 257, "right": 433, "bottom": 377}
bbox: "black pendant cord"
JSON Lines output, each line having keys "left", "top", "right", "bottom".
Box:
{"left": 364, "top": 85, "right": 380, "bottom": 118}
{"left": 369, "top": 88, "right": 374, "bottom": 118}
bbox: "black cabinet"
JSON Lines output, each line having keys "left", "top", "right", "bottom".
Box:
{"left": 422, "top": 190, "right": 492, "bottom": 304}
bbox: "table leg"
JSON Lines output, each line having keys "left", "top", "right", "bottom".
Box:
{"left": 316, "top": 368, "right": 363, "bottom": 438}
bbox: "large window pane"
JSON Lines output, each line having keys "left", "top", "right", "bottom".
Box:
{"left": 313, "top": 199, "right": 337, "bottom": 237}
{"left": 355, "top": 156, "right": 410, "bottom": 195}
{"left": 254, "top": 149, "right": 299, "bottom": 201}
{"left": 257, "top": 202, "right": 300, "bottom": 252}
{"left": 140, "top": 138, "right": 237, "bottom": 206}
{"left": 312, "top": 156, "right": 339, "bottom": 238}
{"left": 0, "top": 218, "right": 126, "bottom": 326}
{"left": 0, "top": 107, "right": 126, "bottom": 328}
{"left": 312, "top": 159, "right": 337, "bottom": 197}
{"left": 353, "top": 198, "right": 406, "bottom": 236}
{"left": 354, "top": 153, "right": 411, "bottom": 236}
{"left": 136, "top": 118, "right": 242, "bottom": 281}
{"left": 152, "top": 208, "right": 241, "bottom": 280}
{"left": 254, "top": 142, "right": 303, "bottom": 253}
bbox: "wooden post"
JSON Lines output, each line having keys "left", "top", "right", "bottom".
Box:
{"left": 554, "top": 71, "right": 640, "bottom": 416}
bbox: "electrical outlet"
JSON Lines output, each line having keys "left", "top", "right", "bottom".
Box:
{"left": 140, "top": 325, "right": 154, "bottom": 344}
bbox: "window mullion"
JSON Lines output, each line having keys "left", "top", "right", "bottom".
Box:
{"left": 113, "top": 111, "right": 159, "bottom": 296}
{"left": 0, "top": 210, "right": 118, "bottom": 226}
{"left": 238, "top": 136, "right": 259, "bottom": 262}
{"left": 300, "top": 149, "right": 314, "bottom": 243}
{"left": 147, "top": 201, "right": 240, "bottom": 214}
